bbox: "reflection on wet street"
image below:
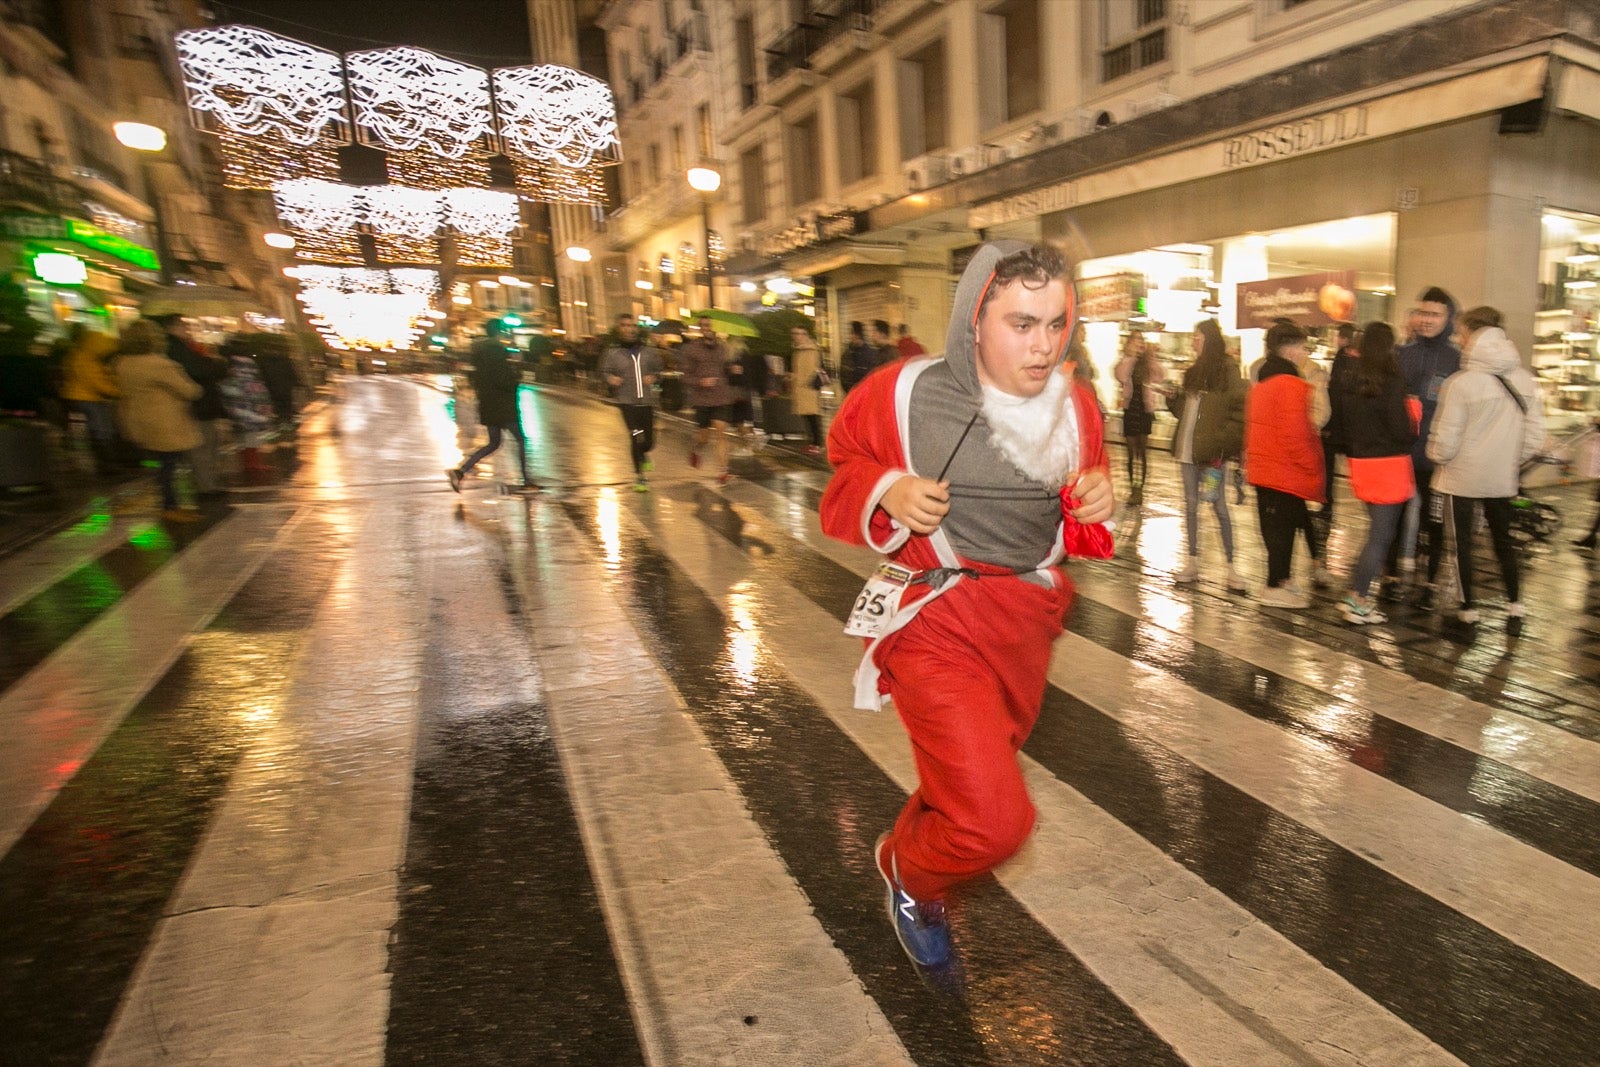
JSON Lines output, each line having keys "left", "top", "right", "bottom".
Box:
{"left": 1, "top": 374, "right": 1597, "bottom": 1066}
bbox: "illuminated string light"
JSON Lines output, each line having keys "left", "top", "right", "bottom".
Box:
{"left": 175, "top": 25, "right": 349, "bottom": 190}
{"left": 384, "top": 146, "right": 491, "bottom": 191}
{"left": 272, "top": 179, "right": 364, "bottom": 263}
{"left": 348, "top": 47, "right": 495, "bottom": 158}
{"left": 493, "top": 65, "right": 620, "bottom": 168}
{"left": 510, "top": 155, "right": 606, "bottom": 206}
{"left": 442, "top": 188, "right": 519, "bottom": 267}
{"left": 364, "top": 185, "right": 443, "bottom": 262}
{"left": 291, "top": 266, "right": 440, "bottom": 349}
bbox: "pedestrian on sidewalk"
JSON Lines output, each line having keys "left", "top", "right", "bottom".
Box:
{"left": 154, "top": 315, "right": 229, "bottom": 498}
{"left": 820, "top": 240, "right": 1114, "bottom": 969}
{"left": 601, "top": 313, "right": 663, "bottom": 491}
{"left": 1323, "top": 322, "right": 1361, "bottom": 525}
{"left": 1394, "top": 288, "right": 1461, "bottom": 605}
{"left": 1336, "top": 322, "right": 1415, "bottom": 624}
{"left": 114, "top": 319, "right": 202, "bottom": 523}
{"left": 788, "top": 325, "right": 825, "bottom": 454}
{"left": 896, "top": 323, "right": 926, "bottom": 359}
{"left": 58, "top": 324, "right": 121, "bottom": 474}
{"left": 1427, "top": 306, "right": 1545, "bottom": 632}
{"left": 1167, "top": 318, "right": 1247, "bottom": 591}
{"left": 447, "top": 320, "right": 531, "bottom": 492}
{"left": 1245, "top": 321, "right": 1328, "bottom": 608}
{"left": 219, "top": 336, "right": 274, "bottom": 481}
{"left": 1114, "top": 330, "right": 1164, "bottom": 497}
{"left": 680, "top": 316, "right": 734, "bottom": 483}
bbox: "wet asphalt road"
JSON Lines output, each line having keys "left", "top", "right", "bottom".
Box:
{"left": 0, "top": 373, "right": 1597, "bottom": 1066}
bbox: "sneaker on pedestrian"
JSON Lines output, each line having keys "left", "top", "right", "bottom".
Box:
{"left": 641, "top": 457, "right": 653, "bottom": 473}
{"left": 1457, "top": 606, "right": 1480, "bottom": 625}
{"left": 1574, "top": 532, "right": 1597, "bottom": 549}
{"left": 632, "top": 480, "right": 650, "bottom": 493}
{"left": 1413, "top": 584, "right": 1437, "bottom": 611}
{"left": 1398, "top": 556, "right": 1416, "bottom": 575}
{"left": 1339, "top": 594, "right": 1386, "bottom": 625}
{"left": 802, "top": 444, "right": 822, "bottom": 456}
{"left": 875, "top": 833, "right": 951, "bottom": 968}
{"left": 446, "top": 468, "right": 463, "bottom": 493}
{"left": 1312, "top": 565, "right": 1338, "bottom": 589}
{"left": 717, "top": 471, "right": 733, "bottom": 485}
{"left": 1174, "top": 557, "right": 1200, "bottom": 584}
{"left": 1225, "top": 563, "right": 1248, "bottom": 593}
{"left": 689, "top": 450, "right": 701, "bottom": 469}
{"left": 1258, "top": 584, "right": 1309, "bottom": 609}
{"left": 1506, "top": 601, "right": 1525, "bottom": 635}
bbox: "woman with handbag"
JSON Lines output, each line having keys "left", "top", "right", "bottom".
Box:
{"left": 1336, "top": 322, "right": 1415, "bottom": 624}
{"left": 1115, "top": 331, "right": 1165, "bottom": 496}
{"left": 1168, "top": 318, "right": 1247, "bottom": 591}
{"left": 1427, "top": 306, "right": 1545, "bottom": 631}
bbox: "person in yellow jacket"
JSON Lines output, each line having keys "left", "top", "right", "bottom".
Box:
{"left": 59, "top": 325, "right": 121, "bottom": 474}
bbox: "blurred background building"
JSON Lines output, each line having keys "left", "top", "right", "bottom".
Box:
{"left": 538, "top": 0, "right": 1600, "bottom": 432}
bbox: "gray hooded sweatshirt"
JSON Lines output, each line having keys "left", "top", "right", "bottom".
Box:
{"left": 904, "top": 240, "right": 1077, "bottom": 572}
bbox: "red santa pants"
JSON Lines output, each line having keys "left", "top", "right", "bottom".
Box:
{"left": 875, "top": 571, "right": 1071, "bottom": 902}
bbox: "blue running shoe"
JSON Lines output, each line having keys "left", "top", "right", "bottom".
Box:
{"left": 875, "top": 833, "right": 951, "bottom": 967}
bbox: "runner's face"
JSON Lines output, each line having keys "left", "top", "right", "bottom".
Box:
{"left": 974, "top": 278, "right": 1070, "bottom": 398}
{"left": 619, "top": 319, "right": 637, "bottom": 342}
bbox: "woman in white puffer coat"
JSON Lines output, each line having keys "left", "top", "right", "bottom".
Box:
{"left": 1426, "top": 306, "right": 1545, "bottom": 630}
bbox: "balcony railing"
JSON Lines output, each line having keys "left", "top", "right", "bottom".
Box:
{"left": 763, "top": 0, "right": 884, "bottom": 83}
{"left": 0, "top": 150, "right": 96, "bottom": 221}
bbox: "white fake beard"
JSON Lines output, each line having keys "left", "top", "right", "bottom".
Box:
{"left": 980, "top": 370, "right": 1080, "bottom": 489}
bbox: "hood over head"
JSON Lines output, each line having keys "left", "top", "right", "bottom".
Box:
{"left": 942, "top": 239, "right": 1076, "bottom": 400}
{"left": 1463, "top": 326, "right": 1521, "bottom": 375}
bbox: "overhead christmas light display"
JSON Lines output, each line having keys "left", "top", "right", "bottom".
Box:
{"left": 174, "top": 25, "right": 349, "bottom": 189}
{"left": 271, "top": 179, "right": 364, "bottom": 263}
{"left": 348, "top": 46, "right": 494, "bottom": 157}
{"left": 364, "top": 184, "right": 444, "bottom": 263}
{"left": 290, "top": 266, "right": 440, "bottom": 350}
{"left": 493, "top": 64, "right": 619, "bottom": 168}
{"left": 442, "top": 188, "right": 520, "bottom": 267}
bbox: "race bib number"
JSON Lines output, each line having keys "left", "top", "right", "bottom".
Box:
{"left": 844, "top": 562, "right": 916, "bottom": 639}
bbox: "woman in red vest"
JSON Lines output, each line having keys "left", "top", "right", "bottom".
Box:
{"left": 1245, "top": 322, "right": 1327, "bottom": 608}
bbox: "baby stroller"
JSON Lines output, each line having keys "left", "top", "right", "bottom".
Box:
{"left": 1508, "top": 424, "right": 1599, "bottom": 545}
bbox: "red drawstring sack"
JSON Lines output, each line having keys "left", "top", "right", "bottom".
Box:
{"left": 1059, "top": 478, "right": 1114, "bottom": 559}
{"left": 1347, "top": 455, "right": 1414, "bottom": 505}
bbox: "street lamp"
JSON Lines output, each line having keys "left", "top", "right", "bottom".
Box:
{"left": 114, "top": 121, "right": 173, "bottom": 284}
{"left": 686, "top": 164, "right": 721, "bottom": 308}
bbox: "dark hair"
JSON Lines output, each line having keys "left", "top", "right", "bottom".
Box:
{"left": 872, "top": 319, "right": 890, "bottom": 337}
{"left": 1418, "top": 286, "right": 1456, "bottom": 310}
{"left": 1459, "top": 305, "right": 1502, "bottom": 332}
{"left": 1183, "top": 319, "right": 1232, "bottom": 393}
{"left": 897, "top": 323, "right": 910, "bottom": 336}
{"left": 483, "top": 319, "right": 505, "bottom": 337}
{"left": 976, "top": 242, "right": 1070, "bottom": 322}
{"left": 1265, "top": 321, "right": 1306, "bottom": 356}
{"left": 1355, "top": 321, "right": 1398, "bottom": 397}
{"left": 849, "top": 320, "right": 865, "bottom": 339}
{"left": 1336, "top": 322, "right": 1357, "bottom": 344}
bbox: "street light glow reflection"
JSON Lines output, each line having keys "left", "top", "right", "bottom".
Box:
{"left": 114, "top": 121, "right": 167, "bottom": 152}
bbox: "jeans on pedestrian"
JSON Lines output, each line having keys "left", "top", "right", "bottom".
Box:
{"left": 1255, "top": 486, "right": 1306, "bottom": 587}
{"left": 1181, "top": 462, "right": 1234, "bottom": 560}
{"left": 619, "top": 404, "right": 654, "bottom": 474}
{"left": 1451, "top": 495, "right": 1519, "bottom": 607}
{"left": 459, "top": 421, "right": 529, "bottom": 483}
{"left": 189, "top": 418, "right": 226, "bottom": 493}
{"left": 1351, "top": 501, "right": 1405, "bottom": 597}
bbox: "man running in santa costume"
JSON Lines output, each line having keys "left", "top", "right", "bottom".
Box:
{"left": 820, "top": 240, "right": 1114, "bottom": 968}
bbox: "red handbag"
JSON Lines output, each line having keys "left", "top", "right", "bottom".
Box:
{"left": 1347, "top": 455, "right": 1414, "bottom": 505}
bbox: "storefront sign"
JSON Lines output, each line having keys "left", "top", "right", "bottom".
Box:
{"left": 970, "top": 181, "right": 1079, "bottom": 231}
{"left": 0, "top": 211, "right": 160, "bottom": 271}
{"left": 1221, "top": 107, "right": 1369, "bottom": 169}
{"left": 1076, "top": 272, "right": 1143, "bottom": 321}
{"left": 758, "top": 211, "right": 865, "bottom": 260}
{"left": 31, "top": 251, "right": 88, "bottom": 285}
{"left": 1235, "top": 270, "right": 1357, "bottom": 330}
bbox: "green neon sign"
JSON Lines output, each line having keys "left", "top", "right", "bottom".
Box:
{"left": 0, "top": 212, "right": 160, "bottom": 270}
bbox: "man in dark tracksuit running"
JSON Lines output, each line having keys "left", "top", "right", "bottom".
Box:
{"left": 447, "top": 319, "right": 532, "bottom": 491}
{"left": 601, "top": 314, "right": 664, "bottom": 491}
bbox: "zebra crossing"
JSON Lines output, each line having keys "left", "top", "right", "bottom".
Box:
{"left": 0, "top": 376, "right": 1595, "bottom": 1066}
